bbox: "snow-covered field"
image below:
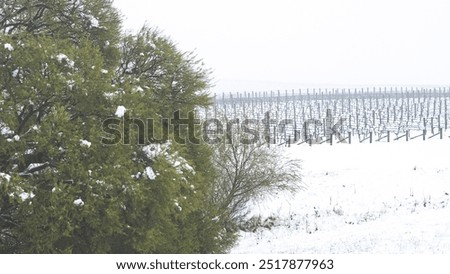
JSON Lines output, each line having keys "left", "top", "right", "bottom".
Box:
{"left": 231, "top": 135, "right": 450, "bottom": 253}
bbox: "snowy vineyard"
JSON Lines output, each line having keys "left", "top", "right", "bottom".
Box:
{"left": 201, "top": 87, "right": 450, "bottom": 145}
{"left": 218, "top": 87, "right": 450, "bottom": 253}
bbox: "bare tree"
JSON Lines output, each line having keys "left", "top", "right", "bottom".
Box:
{"left": 210, "top": 139, "right": 304, "bottom": 223}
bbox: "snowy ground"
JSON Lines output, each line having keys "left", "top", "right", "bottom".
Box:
{"left": 231, "top": 134, "right": 450, "bottom": 253}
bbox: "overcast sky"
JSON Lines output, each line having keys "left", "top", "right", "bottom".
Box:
{"left": 113, "top": 0, "right": 450, "bottom": 93}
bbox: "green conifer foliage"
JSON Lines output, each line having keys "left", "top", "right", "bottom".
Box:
{"left": 1, "top": 0, "right": 235, "bottom": 254}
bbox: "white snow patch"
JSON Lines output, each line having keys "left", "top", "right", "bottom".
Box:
{"left": 174, "top": 202, "right": 182, "bottom": 212}
{"left": 12, "top": 68, "right": 19, "bottom": 77}
{"left": 115, "top": 105, "right": 126, "bottom": 118}
{"left": 182, "top": 162, "right": 195, "bottom": 174}
{"left": 231, "top": 138, "right": 450, "bottom": 254}
{"left": 25, "top": 148, "right": 35, "bottom": 155}
{"left": 86, "top": 14, "right": 100, "bottom": 28}
{"left": 74, "top": 198, "right": 84, "bottom": 206}
{"left": 80, "top": 139, "right": 92, "bottom": 148}
{"left": 145, "top": 166, "right": 157, "bottom": 180}
{"left": 133, "top": 86, "right": 144, "bottom": 92}
{"left": 212, "top": 216, "right": 220, "bottom": 222}
{"left": 4, "top": 43, "right": 14, "bottom": 51}
{"left": 169, "top": 155, "right": 195, "bottom": 175}
{"left": 1, "top": 124, "right": 13, "bottom": 136}
{"left": 56, "top": 53, "right": 75, "bottom": 68}
{"left": 0, "top": 173, "right": 11, "bottom": 182}
{"left": 67, "top": 79, "right": 75, "bottom": 90}
{"left": 23, "top": 163, "right": 48, "bottom": 174}
{"left": 19, "top": 192, "right": 35, "bottom": 201}
{"left": 132, "top": 172, "right": 142, "bottom": 179}
{"left": 142, "top": 143, "right": 195, "bottom": 176}
{"left": 56, "top": 53, "right": 68, "bottom": 62}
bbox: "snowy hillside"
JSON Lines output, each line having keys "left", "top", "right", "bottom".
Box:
{"left": 231, "top": 136, "right": 450, "bottom": 253}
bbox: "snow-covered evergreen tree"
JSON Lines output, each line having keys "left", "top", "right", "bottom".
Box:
{"left": 1, "top": 0, "right": 231, "bottom": 253}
